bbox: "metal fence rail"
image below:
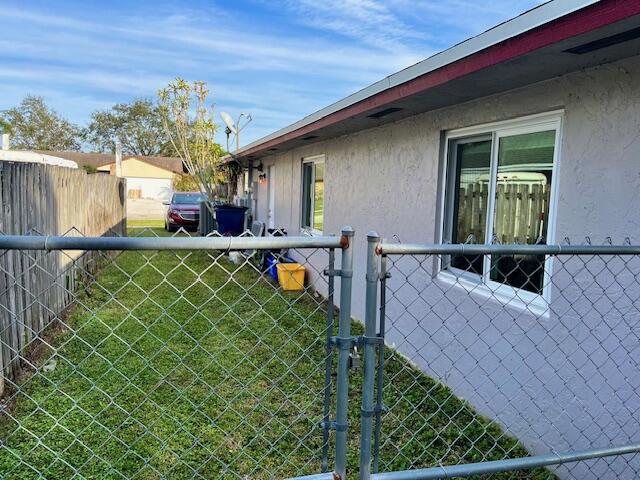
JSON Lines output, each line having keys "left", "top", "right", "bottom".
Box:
{"left": 361, "top": 238, "right": 640, "bottom": 479}
{"left": 371, "top": 443, "right": 640, "bottom": 480}
{"left": 0, "top": 227, "right": 352, "bottom": 479}
{"left": 0, "top": 234, "right": 343, "bottom": 251}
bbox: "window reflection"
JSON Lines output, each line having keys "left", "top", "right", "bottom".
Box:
{"left": 450, "top": 138, "right": 491, "bottom": 275}
{"left": 313, "top": 162, "right": 324, "bottom": 232}
{"left": 490, "top": 130, "right": 555, "bottom": 294}
{"left": 445, "top": 127, "right": 557, "bottom": 294}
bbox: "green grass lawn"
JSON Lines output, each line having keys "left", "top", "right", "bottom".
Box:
{"left": 0, "top": 229, "right": 552, "bottom": 479}
{"left": 127, "top": 219, "right": 165, "bottom": 229}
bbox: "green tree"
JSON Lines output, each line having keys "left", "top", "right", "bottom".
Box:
{"left": 158, "top": 79, "right": 224, "bottom": 206}
{"left": 84, "top": 99, "right": 174, "bottom": 156}
{"left": 0, "top": 95, "right": 82, "bottom": 151}
{"left": 172, "top": 173, "right": 199, "bottom": 192}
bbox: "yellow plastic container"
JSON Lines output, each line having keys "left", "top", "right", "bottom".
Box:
{"left": 276, "top": 263, "right": 306, "bottom": 291}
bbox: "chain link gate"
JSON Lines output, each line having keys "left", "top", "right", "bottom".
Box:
{"left": 0, "top": 227, "right": 358, "bottom": 480}
{"left": 358, "top": 237, "right": 640, "bottom": 480}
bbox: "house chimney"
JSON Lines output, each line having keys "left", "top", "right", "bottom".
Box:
{"left": 115, "top": 139, "right": 122, "bottom": 177}
{"left": 1, "top": 133, "right": 10, "bottom": 151}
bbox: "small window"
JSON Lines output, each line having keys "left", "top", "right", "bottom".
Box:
{"left": 443, "top": 113, "right": 561, "bottom": 295}
{"left": 301, "top": 155, "right": 325, "bottom": 233}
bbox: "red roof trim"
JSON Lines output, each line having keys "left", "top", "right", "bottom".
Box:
{"left": 240, "top": 0, "right": 640, "bottom": 159}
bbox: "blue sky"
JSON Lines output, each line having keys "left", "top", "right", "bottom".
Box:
{"left": 0, "top": 0, "right": 544, "bottom": 146}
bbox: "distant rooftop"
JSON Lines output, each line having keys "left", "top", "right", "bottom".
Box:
{"left": 35, "top": 151, "right": 184, "bottom": 174}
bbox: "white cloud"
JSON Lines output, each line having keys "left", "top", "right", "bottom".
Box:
{"left": 0, "top": 3, "right": 416, "bottom": 80}
{"left": 391, "top": 0, "right": 547, "bottom": 38}
{"left": 280, "top": 0, "right": 544, "bottom": 54}
{"left": 0, "top": 0, "right": 547, "bottom": 144}
{"left": 0, "top": 67, "right": 170, "bottom": 95}
{"left": 286, "top": 0, "right": 427, "bottom": 53}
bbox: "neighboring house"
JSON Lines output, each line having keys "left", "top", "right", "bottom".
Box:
{"left": 98, "top": 155, "right": 182, "bottom": 201}
{"left": 37, "top": 151, "right": 184, "bottom": 200}
{"left": 229, "top": 0, "right": 640, "bottom": 476}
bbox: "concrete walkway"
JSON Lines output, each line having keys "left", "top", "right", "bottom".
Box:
{"left": 127, "top": 198, "right": 165, "bottom": 220}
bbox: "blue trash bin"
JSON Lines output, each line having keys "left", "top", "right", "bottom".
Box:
{"left": 266, "top": 254, "right": 278, "bottom": 281}
{"left": 214, "top": 205, "right": 247, "bottom": 236}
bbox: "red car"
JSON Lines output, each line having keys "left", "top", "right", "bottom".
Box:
{"left": 164, "top": 192, "right": 206, "bottom": 232}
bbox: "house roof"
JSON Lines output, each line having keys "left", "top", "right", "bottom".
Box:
{"left": 234, "top": 0, "right": 640, "bottom": 162}
{"left": 36, "top": 151, "right": 184, "bottom": 174}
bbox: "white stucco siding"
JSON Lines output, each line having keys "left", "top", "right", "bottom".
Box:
{"left": 264, "top": 55, "right": 640, "bottom": 305}
{"left": 256, "top": 55, "right": 640, "bottom": 478}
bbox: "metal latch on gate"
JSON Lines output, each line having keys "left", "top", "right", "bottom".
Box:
{"left": 318, "top": 420, "right": 347, "bottom": 432}
{"left": 323, "top": 268, "right": 353, "bottom": 278}
{"left": 348, "top": 345, "right": 361, "bottom": 370}
{"left": 329, "top": 335, "right": 384, "bottom": 350}
{"left": 361, "top": 403, "right": 389, "bottom": 418}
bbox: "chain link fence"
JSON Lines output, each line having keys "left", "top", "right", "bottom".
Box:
{"left": 0, "top": 227, "right": 350, "bottom": 479}
{"left": 1, "top": 228, "right": 640, "bottom": 479}
{"left": 366, "top": 240, "right": 640, "bottom": 479}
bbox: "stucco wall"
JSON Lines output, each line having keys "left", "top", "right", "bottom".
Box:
{"left": 269, "top": 62, "right": 638, "bottom": 239}
{"left": 254, "top": 56, "right": 640, "bottom": 478}
{"left": 259, "top": 55, "right": 640, "bottom": 301}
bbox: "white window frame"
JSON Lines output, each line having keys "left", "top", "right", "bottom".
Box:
{"left": 437, "top": 111, "right": 564, "bottom": 314}
{"left": 301, "top": 154, "right": 325, "bottom": 235}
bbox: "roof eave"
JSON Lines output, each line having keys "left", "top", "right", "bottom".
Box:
{"left": 235, "top": 0, "right": 640, "bottom": 161}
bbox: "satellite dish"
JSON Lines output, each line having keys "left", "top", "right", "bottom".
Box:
{"left": 220, "top": 111, "right": 252, "bottom": 153}
{"left": 220, "top": 112, "right": 237, "bottom": 135}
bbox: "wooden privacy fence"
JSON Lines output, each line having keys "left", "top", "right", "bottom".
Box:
{"left": 0, "top": 161, "right": 126, "bottom": 395}
{"left": 457, "top": 180, "right": 550, "bottom": 245}
{"left": 494, "top": 182, "right": 549, "bottom": 244}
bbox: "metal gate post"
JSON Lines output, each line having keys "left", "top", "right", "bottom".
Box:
{"left": 372, "top": 252, "right": 388, "bottom": 473}
{"left": 335, "top": 227, "right": 355, "bottom": 479}
{"left": 359, "top": 232, "right": 380, "bottom": 479}
{"left": 321, "top": 247, "right": 336, "bottom": 472}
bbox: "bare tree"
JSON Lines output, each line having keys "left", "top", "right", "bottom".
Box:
{"left": 158, "top": 79, "right": 222, "bottom": 211}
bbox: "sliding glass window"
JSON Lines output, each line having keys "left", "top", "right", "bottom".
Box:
{"left": 443, "top": 114, "right": 561, "bottom": 295}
